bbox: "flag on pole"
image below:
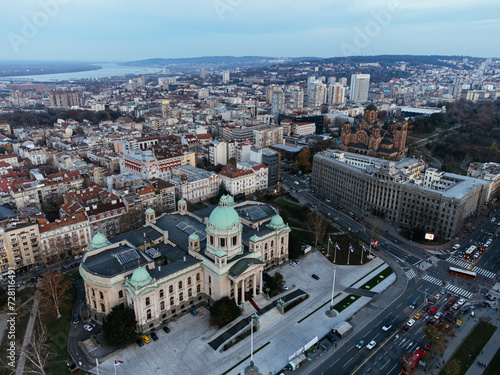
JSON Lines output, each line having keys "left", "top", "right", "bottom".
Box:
{"left": 335, "top": 242, "right": 341, "bottom": 251}
{"left": 362, "top": 243, "right": 367, "bottom": 252}
{"left": 349, "top": 243, "right": 355, "bottom": 253}
{"left": 329, "top": 235, "right": 333, "bottom": 244}
{"left": 114, "top": 360, "right": 124, "bottom": 366}
{"left": 371, "top": 240, "right": 378, "bottom": 247}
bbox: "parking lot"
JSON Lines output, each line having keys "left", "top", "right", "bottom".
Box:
{"left": 96, "top": 251, "right": 390, "bottom": 375}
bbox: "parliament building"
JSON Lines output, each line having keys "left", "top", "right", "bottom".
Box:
{"left": 79, "top": 196, "right": 290, "bottom": 332}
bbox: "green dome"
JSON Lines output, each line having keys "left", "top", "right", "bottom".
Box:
{"left": 250, "top": 234, "right": 260, "bottom": 242}
{"left": 178, "top": 199, "right": 186, "bottom": 205}
{"left": 87, "top": 232, "right": 110, "bottom": 251}
{"left": 208, "top": 195, "right": 240, "bottom": 231}
{"left": 189, "top": 232, "right": 199, "bottom": 241}
{"left": 215, "top": 249, "right": 227, "bottom": 257}
{"left": 268, "top": 215, "right": 285, "bottom": 229}
{"left": 129, "top": 267, "right": 153, "bottom": 288}
{"left": 145, "top": 207, "right": 155, "bottom": 214}
{"left": 227, "top": 195, "right": 235, "bottom": 206}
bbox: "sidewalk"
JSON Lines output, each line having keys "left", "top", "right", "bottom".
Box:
{"left": 421, "top": 307, "right": 500, "bottom": 375}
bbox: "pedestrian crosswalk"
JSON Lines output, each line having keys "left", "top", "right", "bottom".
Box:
{"left": 445, "top": 284, "right": 473, "bottom": 299}
{"left": 405, "top": 269, "right": 416, "bottom": 280}
{"left": 446, "top": 257, "right": 497, "bottom": 279}
{"left": 422, "top": 274, "right": 442, "bottom": 285}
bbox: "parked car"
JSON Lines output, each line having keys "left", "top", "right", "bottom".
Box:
{"left": 73, "top": 314, "right": 79, "bottom": 324}
{"left": 281, "top": 285, "right": 289, "bottom": 291}
{"left": 367, "top": 340, "right": 376, "bottom": 350}
{"left": 163, "top": 326, "right": 170, "bottom": 333}
{"left": 311, "top": 274, "right": 320, "bottom": 280}
{"left": 83, "top": 324, "right": 93, "bottom": 331}
{"left": 136, "top": 338, "right": 145, "bottom": 347}
{"left": 326, "top": 333, "right": 336, "bottom": 344}
{"left": 355, "top": 340, "right": 365, "bottom": 349}
{"left": 189, "top": 309, "right": 198, "bottom": 316}
{"left": 151, "top": 332, "right": 158, "bottom": 341}
{"left": 141, "top": 335, "right": 150, "bottom": 344}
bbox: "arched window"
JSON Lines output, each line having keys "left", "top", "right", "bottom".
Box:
{"left": 145, "top": 297, "right": 150, "bottom": 306}
{"left": 118, "top": 290, "right": 123, "bottom": 298}
{"left": 188, "top": 288, "right": 192, "bottom": 298}
{"left": 281, "top": 237, "right": 285, "bottom": 244}
{"left": 99, "top": 291, "right": 104, "bottom": 300}
{"left": 188, "top": 277, "right": 192, "bottom": 285}
{"left": 147, "top": 309, "right": 151, "bottom": 319}
{"left": 159, "top": 289, "right": 164, "bottom": 298}
{"left": 264, "top": 243, "right": 268, "bottom": 250}
{"left": 271, "top": 250, "right": 274, "bottom": 258}
{"left": 161, "top": 301, "right": 165, "bottom": 310}
{"left": 91, "top": 288, "right": 95, "bottom": 297}
{"left": 179, "top": 281, "right": 183, "bottom": 289}
{"left": 93, "top": 301, "right": 96, "bottom": 309}
{"left": 196, "top": 273, "right": 200, "bottom": 282}
{"left": 208, "top": 276, "right": 211, "bottom": 284}
{"left": 170, "top": 296, "right": 174, "bottom": 306}
{"left": 179, "top": 292, "right": 184, "bottom": 302}
{"left": 271, "top": 240, "right": 274, "bottom": 248}
{"left": 169, "top": 285, "right": 173, "bottom": 294}
{"left": 265, "top": 253, "right": 268, "bottom": 261}
{"left": 101, "top": 303, "right": 105, "bottom": 312}
{"left": 281, "top": 248, "right": 284, "bottom": 255}
{"left": 196, "top": 285, "right": 201, "bottom": 293}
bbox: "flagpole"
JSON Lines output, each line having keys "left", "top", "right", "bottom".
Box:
{"left": 115, "top": 363, "right": 117, "bottom": 375}
{"left": 360, "top": 244, "right": 364, "bottom": 264}
{"left": 95, "top": 356, "right": 99, "bottom": 375}
{"left": 334, "top": 243, "right": 337, "bottom": 264}
{"left": 330, "top": 264, "right": 336, "bottom": 309}
{"left": 347, "top": 245, "right": 351, "bottom": 265}
{"left": 327, "top": 236, "right": 330, "bottom": 259}
{"left": 369, "top": 241, "right": 372, "bottom": 258}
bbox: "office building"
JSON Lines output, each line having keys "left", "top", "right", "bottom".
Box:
{"left": 312, "top": 150, "right": 490, "bottom": 239}
{"left": 350, "top": 74, "right": 370, "bottom": 102}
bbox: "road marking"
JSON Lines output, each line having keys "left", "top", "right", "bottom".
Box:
{"left": 396, "top": 303, "right": 402, "bottom": 308}
{"left": 380, "top": 359, "right": 391, "bottom": 370}
{"left": 343, "top": 357, "right": 353, "bottom": 367}
{"left": 373, "top": 333, "right": 380, "bottom": 339}
{"left": 389, "top": 363, "right": 398, "bottom": 373}
{"left": 392, "top": 317, "right": 399, "bottom": 322}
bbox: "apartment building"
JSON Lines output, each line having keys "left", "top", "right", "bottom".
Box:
{"left": 0, "top": 222, "right": 41, "bottom": 274}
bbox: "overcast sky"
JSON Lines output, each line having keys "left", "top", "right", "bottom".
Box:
{"left": 1, "top": 0, "right": 499, "bottom": 61}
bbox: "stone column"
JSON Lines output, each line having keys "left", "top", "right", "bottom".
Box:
{"left": 253, "top": 273, "right": 256, "bottom": 297}
{"left": 243, "top": 278, "right": 247, "bottom": 301}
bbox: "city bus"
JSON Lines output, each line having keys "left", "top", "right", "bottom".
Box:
{"left": 463, "top": 245, "right": 477, "bottom": 259}
{"left": 448, "top": 266, "right": 477, "bottom": 280}
{"left": 402, "top": 349, "right": 424, "bottom": 373}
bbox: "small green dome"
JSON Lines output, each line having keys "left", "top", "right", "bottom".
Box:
{"left": 145, "top": 207, "right": 155, "bottom": 214}
{"left": 178, "top": 199, "right": 186, "bottom": 205}
{"left": 215, "top": 249, "right": 227, "bottom": 257}
{"left": 189, "top": 232, "right": 199, "bottom": 241}
{"left": 268, "top": 215, "right": 285, "bottom": 229}
{"left": 250, "top": 234, "right": 260, "bottom": 242}
{"left": 208, "top": 195, "right": 240, "bottom": 231}
{"left": 129, "top": 267, "right": 153, "bottom": 288}
{"left": 227, "top": 195, "right": 235, "bottom": 206}
{"left": 87, "top": 232, "right": 110, "bottom": 251}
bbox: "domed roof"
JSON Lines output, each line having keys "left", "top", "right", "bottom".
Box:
{"left": 178, "top": 198, "right": 186, "bottom": 205}
{"left": 87, "top": 232, "right": 110, "bottom": 251}
{"left": 208, "top": 195, "right": 240, "bottom": 231}
{"left": 145, "top": 207, "right": 155, "bottom": 214}
{"left": 250, "top": 234, "right": 260, "bottom": 242}
{"left": 215, "top": 249, "right": 227, "bottom": 257}
{"left": 189, "top": 232, "right": 199, "bottom": 241}
{"left": 365, "top": 104, "right": 378, "bottom": 111}
{"left": 227, "top": 195, "right": 235, "bottom": 206}
{"left": 268, "top": 214, "right": 286, "bottom": 230}
{"left": 129, "top": 267, "right": 153, "bottom": 288}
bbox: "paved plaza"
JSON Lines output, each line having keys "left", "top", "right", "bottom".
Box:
{"left": 93, "top": 251, "right": 394, "bottom": 375}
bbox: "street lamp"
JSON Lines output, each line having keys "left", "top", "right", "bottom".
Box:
{"left": 245, "top": 313, "right": 262, "bottom": 375}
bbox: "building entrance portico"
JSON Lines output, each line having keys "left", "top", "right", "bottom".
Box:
{"left": 229, "top": 261, "right": 265, "bottom": 305}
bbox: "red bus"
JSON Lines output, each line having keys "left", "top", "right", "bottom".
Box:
{"left": 448, "top": 267, "right": 476, "bottom": 280}
{"left": 402, "top": 349, "right": 424, "bottom": 373}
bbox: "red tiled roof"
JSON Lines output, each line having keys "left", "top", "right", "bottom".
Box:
{"left": 39, "top": 212, "right": 88, "bottom": 233}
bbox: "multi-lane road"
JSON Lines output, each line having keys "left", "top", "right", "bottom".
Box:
{"left": 281, "top": 172, "right": 500, "bottom": 375}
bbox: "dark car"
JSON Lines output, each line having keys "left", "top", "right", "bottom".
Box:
{"left": 151, "top": 332, "right": 158, "bottom": 341}
{"left": 435, "top": 321, "right": 443, "bottom": 329}
{"left": 421, "top": 305, "right": 429, "bottom": 313}
{"left": 136, "top": 338, "right": 144, "bottom": 347}
{"left": 163, "top": 326, "right": 170, "bottom": 333}
{"left": 400, "top": 325, "right": 409, "bottom": 333}
{"left": 73, "top": 314, "right": 79, "bottom": 324}
{"left": 312, "top": 274, "right": 320, "bottom": 280}
{"left": 326, "top": 333, "right": 336, "bottom": 343}
{"left": 428, "top": 298, "right": 436, "bottom": 304}
{"left": 426, "top": 319, "right": 436, "bottom": 326}
{"left": 189, "top": 309, "right": 198, "bottom": 316}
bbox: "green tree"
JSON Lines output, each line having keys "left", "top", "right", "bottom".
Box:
{"left": 103, "top": 305, "right": 137, "bottom": 347}
{"left": 267, "top": 271, "right": 286, "bottom": 296}
{"left": 210, "top": 297, "right": 241, "bottom": 327}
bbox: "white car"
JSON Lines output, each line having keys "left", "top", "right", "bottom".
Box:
{"left": 453, "top": 244, "right": 461, "bottom": 250}
{"left": 382, "top": 323, "right": 392, "bottom": 331}
{"left": 367, "top": 340, "right": 376, "bottom": 350}
{"left": 406, "top": 319, "right": 416, "bottom": 327}
{"left": 458, "top": 298, "right": 466, "bottom": 305}
{"left": 289, "top": 262, "right": 297, "bottom": 267}
{"left": 84, "top": 324, "right": 93, "bottom": 331}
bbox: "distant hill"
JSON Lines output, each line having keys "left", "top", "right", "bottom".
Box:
{"left": 121, "top": 56, "right": 319, "bottom": 70}
{"left": 0, "top": 61, "right": 101, "bottom": 77}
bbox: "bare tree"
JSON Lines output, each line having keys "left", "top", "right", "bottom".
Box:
{"left": 38, "top": 271, "right": 71, "bottom": 319}
{"left": 24, "top": 317, "right": 51, "bottom": 375}
{"left": 305, "top": 212, "right": 328, "bottom": 247}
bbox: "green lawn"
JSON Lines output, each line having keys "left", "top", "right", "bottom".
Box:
{"left": 360, "top": 267, "right": 394, "bottom": 290}
{"left": 441, "top": 321, "right": 496, "bottom": 375}
{"left": 333, "top": 294, "right": 361, "bottom": 312}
